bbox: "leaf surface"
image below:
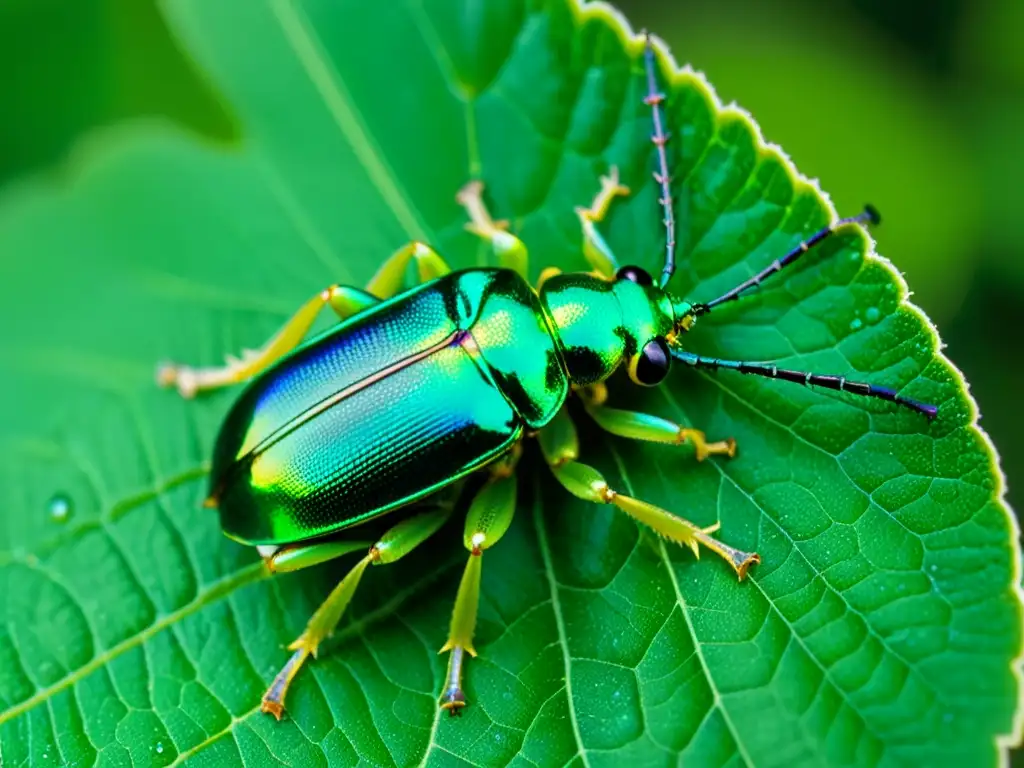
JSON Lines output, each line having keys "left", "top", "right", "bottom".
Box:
{"left": 0, "top": 1, "right": 1019, "bottom": 766}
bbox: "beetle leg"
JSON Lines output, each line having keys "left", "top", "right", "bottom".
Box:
{"left": 263, "top": 539, "right": 371, "bottom": 574}
{"left": 157, "top": 284, "right": 378, "bottom": 398}
{"left": 538, "top": 162, "right": 632, "bottom": 288}
{"left": 575, "top": 382, "right": 609, "bottom": 407}
{"left": 576, "top": 166, "right": 630, "bottom": 278}
{"left": 538, "top": 407, "right": 759, "bottom": 579}
{"left": 157, "top": 242, "right": 454, "bottom": 398}
{"left": 456, "top": 180, "right": 529, "bottom": 279}
{"left": 536, "top": 266, "right": 562, "bottom": 291}
{"left": 582, "top": 402, "right": 736, "bottom": 461}
{"left": 364, "top": 240, "right": 452, "bottom": 299}
{"left": 439, "top": 445, "right": 521, "bottom": 714}
{"left": 260, "top": 503, "right": 452, "bottom": 720}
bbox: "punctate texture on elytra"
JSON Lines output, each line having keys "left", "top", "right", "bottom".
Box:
{"left": 0, "top": 1, "right": 1019, "bottom": 766}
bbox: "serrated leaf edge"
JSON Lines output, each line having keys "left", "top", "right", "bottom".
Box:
{"left": 574, "top": 0, "right": 1024, "bottom": 761}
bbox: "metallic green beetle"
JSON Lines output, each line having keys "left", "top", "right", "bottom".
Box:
{"left": 158, "top": 37, "right": 937, "bottom": 719}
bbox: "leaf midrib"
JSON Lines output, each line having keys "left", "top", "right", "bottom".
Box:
{"left": 533, "top": 475, "right": 593, "bottom": 768}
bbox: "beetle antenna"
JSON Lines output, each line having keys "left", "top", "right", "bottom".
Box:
{"left": 670, "top": 347, "right": 938, "bottom": 419}
{"left": 688, "top": 205, "right": 880, "bottom": 317}
{"left": 643, "top": 32, "right": 676, "bottom": 289}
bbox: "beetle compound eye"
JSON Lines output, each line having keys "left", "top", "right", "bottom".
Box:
{"left": 616, "top": 265, "right": 653, "bottom": 286}
{"left": 635, "top": 338, "right": 671, "bottom": 386}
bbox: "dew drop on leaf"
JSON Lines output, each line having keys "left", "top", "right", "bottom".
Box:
{"left": 155, "top": 742, "right": 164, "bottom": 754}
{"left": 850, "top": 317, "right": 863, "bottom": 331}
{"left": 47, "top": 493, "right": 71, "bottom": 523}
{"left": 865, "top": 306, "right": 882, "bottom": 324}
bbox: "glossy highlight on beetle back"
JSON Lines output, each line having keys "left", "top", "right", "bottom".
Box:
{"left": 538, "top": 271, "right": 677, "bottom": 385}
{"left": 210, "top": 268, "right": 568, "bottom": 545}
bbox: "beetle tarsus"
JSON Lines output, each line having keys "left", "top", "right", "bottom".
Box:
{"left": 260, "top": 698, "right": 285, "bottom": 721}
{"left": 439, "top": 645, "right": 470, "bottom": 713}
{"left": 678, "top": 429, "right": 737, "bottom": 461}
{"left": 440, "top": 686, "right": 467, "bottom": 716}
{"left": 260, "top": 646, "right": 309, "bottom": 720}
{"left": 156, "top": 362, "right": 198, "bottom": 399}
{"left": 456, "top": 179, "right": 509, "bottom": 238}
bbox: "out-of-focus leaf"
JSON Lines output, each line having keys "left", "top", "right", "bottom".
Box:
{"left": 957, "top": 0, "right": 1024, "bottom": 285}
{"left": 0, "top": 0, "right": 237, "bottom": 188}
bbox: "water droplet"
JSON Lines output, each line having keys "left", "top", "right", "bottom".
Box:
{"left": 155, "top": 742, "right": 164, "bottom": 754}
{"left": 494, "top": 733, "right": 503, "bottom": 743}
{"left": 930, "top": 564, "right": 938, "bottom": 573}
{"left": 865, "top": 306, "right": 881, "bottom": 324}
{"left": 849, "top": 317, "right": 863, "bottom": 331}
{"left": 47, "top": 494, "right": 71, "bottom": 523}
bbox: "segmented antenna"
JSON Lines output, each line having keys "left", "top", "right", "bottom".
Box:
{"left": 643, "top": 33, "right": 676, "bottom": 289}
{"left": 691, "top": 205, "right": 881, "bottom": 317}
{"left": 670, "top": 348, "right": 938, "bottom": 419}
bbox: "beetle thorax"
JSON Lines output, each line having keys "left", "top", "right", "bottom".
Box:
{"left": 539, "top": 272, "right": 676, "bottom": 386}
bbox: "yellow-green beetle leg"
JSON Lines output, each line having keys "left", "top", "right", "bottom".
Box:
{"left": 157, "top": 242, "right": 453, "bottom": 398}
{"left": 260, "top": 503, "right": 453, "bottom": 720}
{"left": 583, "top": 402, "right": 737, "bottom": 461}
{"left": 539, "top": 407, "right": 759, "bottom": 580}
{"left": 364, "top": 240, "right": 452, "bottom": 298}
{"left": 575, "top": 166, "right": 630, "bottom": 278}
{"left": 439, "top": 446, "right": 521, "bottom": 713}
{"left": 264, "top": 538, "right": 371, "bottom": 574}
{"left": 456, "top": 180, "right": 529, "bottom": 279}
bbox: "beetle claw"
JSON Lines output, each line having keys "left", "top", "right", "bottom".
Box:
{"left": 156, "top": 363, "right": 198, "bottom": 399}
{"left": 440, "top": 686, "right": 466, "bottom": 716}
{"left": 260, "top": 698, "right": 285, "bottom": 721}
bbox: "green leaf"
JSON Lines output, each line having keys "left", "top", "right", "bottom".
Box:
{"left": 0, "top": 1, "right": 1019, "bottom": 766}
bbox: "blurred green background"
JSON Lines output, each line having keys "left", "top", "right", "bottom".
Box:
{"left": 0, "top": 0, "right": 1019, "bottom": 546}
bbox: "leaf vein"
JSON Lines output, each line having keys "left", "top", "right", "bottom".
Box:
{"left": 0, "top": 561, "right": 267, "bottom": 726}
{"left": 269, "top": 0, "right": 431, "bottom": 244}
{"left": 532, "top": 475, "right": 592, "bottom": 768}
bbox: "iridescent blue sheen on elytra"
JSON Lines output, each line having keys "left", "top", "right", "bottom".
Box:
{"left": 211, "top": 269, "right": 575, "bottom": 545}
